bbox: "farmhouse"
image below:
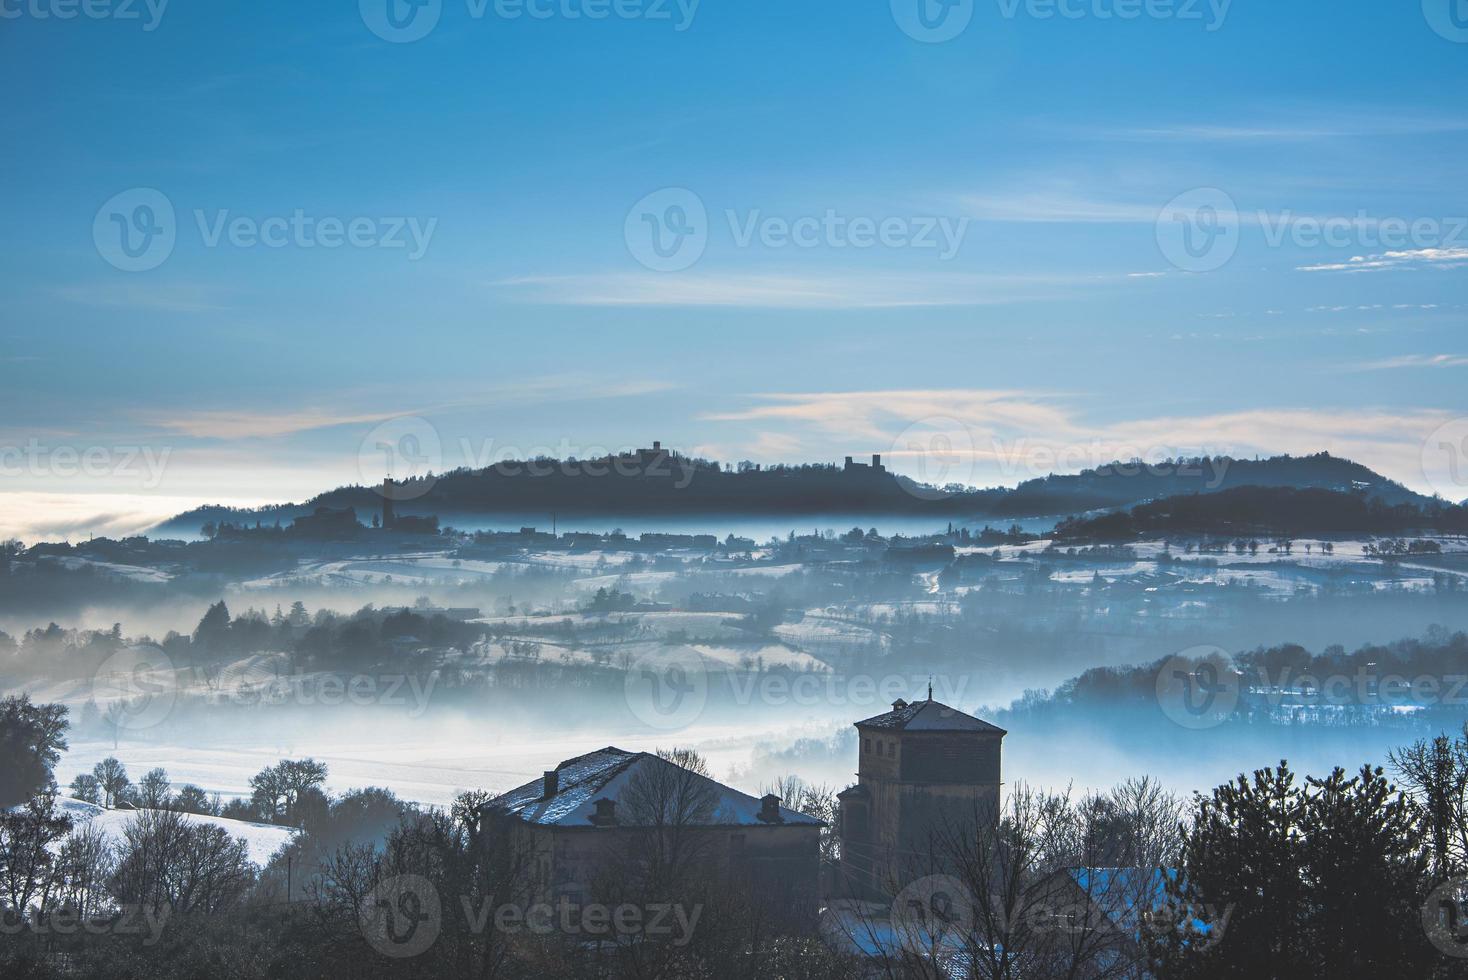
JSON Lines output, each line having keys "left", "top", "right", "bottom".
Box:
{"left": 490, "top": 747, "right": 824, "bottom": 922}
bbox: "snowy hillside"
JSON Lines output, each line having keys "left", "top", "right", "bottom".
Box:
{"left": 52, "top": 796, "right": 295, "bottom": 867}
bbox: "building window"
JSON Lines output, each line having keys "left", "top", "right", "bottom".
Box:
{"left": 863, "top": 738, "right": 871, "bottom": 753}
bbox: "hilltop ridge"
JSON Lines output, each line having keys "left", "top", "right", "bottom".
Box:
{"left": 150, "top": 448, "right": 1437, "bottom": 537}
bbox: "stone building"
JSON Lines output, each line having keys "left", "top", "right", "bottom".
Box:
{"left": 837, "top": 695, "right": 1006, "bottom": 898}
{"left": 490, "top": 747, "right": 823, "bottom": 923}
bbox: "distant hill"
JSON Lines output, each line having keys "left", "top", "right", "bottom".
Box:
{"left": 1054, "top": 485, "right": 1468, "bottom": 541}
{"left": 152, "top": 449, "right": 1437, "bottom": 537}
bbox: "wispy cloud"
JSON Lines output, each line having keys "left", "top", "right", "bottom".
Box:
{"left": 1298, "top": 247, "right": 1468, "bottom": 273}
{"left": 135, "top": 376, "right": 679, "bottom": 440}
{"left": 958, "top": 190, "right": 1162, "bottom": 224}
{"left": 142, "top": 407, "right": 403, "bottom": 440}
{"left": 703, "top": 388, "right": 1455, "bottom": 493}
{"left": 1049, "top": 112, "right": 1468, "bottom": 143}
{"left": 1347, "top": 353, "right": 1468, "bottom": 372}
{"left": 495, "top": 272, "right": 1084, "bottom": 309}
{"left": 704, "top": 390, "right": 1073, "bottom": 443}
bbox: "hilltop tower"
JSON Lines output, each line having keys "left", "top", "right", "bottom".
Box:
{"left": 837, "top": 695, "right": 1005, "bottom": 898}
{"left": 381, "top": 477, "right": 397, "bottom": 530}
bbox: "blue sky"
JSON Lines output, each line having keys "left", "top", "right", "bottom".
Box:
{"left": 2, "top": 0, "right": 1466, "bottom": 538}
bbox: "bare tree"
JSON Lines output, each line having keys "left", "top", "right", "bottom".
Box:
{"left": 765, "top": 775, "right": 839, "bottom": 863}
{"left": 54, "top": 821, "right": 117, "bottom": 919}
{"left": 1390, "top": 724, "right": 1468, "bottom": 880}
{"left": 136, "top": 767, "right": 172, "bottom": 809}
{"left": 617, "top": 752, "right": 720, "bottom": 897}
{"left": 0, "top": 792, "right": 72, "bottom": 913}
{"left": 110, "top": 807, "right": 255, "bottom": 915}
{"left": 91, "top": 756, "right": 130, "bottom": 808}
{"left": 250, "top": 758, "right": 329, "bottom": 825}
{"left": 858, "top": 779, "right": 1183, "bottom": 980}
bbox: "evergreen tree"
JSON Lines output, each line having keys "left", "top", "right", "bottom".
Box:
{"left": 1153, "top": 761, "right": 1438, "bottom": 979}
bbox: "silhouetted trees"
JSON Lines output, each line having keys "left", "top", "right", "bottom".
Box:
{"left": 1056, "top": 485, "right": 1467, "bottom": 542}
{"left": 0, "top": 695, "right": 68, "bottom": 806}
{"left": 1151, "top": 761, "right": 1437, "bottom": 979}
{"left": 91, "top": 757, "right": 130, "bottom": 809}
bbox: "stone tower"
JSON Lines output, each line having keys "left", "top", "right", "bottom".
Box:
{"left": 837, "top": 695, "right": 1006, "bottom": 898}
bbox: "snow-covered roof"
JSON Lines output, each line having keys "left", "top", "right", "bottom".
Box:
{"left": 491, "top": 747, "right": 824, "bottom": 828}
{"left": 855, "top": 698, "right": 1006, "bottom": 735}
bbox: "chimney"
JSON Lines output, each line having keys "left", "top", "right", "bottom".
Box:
{"left": 758, "top": 794, "right": 783, "bottom": 824}
{"left": 872, "top": 454, "right": 882, "bottom": 468}
{"left": 845, "top": 456, "right": 854, "bottom": 467}
{"left": 653, "top": 441, "right": 661, "bottom": 451}
{"left": 591, "top": 798, "right": 618, "bottom": 826}
{"left": 542, "top": 770, "right": 559, "bottom": 799}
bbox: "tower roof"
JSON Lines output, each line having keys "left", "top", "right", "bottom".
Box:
{"left": 854, "top": 699, "right": 1006, "bottom": 735}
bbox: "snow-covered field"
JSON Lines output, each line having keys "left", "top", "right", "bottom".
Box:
{"left": 56, "top": 711, "right": 854, "bottom": 813}
{"left": 50, "top": 796, "right": 295, "bottom": 867}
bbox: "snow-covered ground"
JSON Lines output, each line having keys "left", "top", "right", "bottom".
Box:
{"left": 49, "top": 796, "right": 295, "bottom": 867}
{"left": 56, "top": 711, "right": 853, "bottom": 813}
{"left": 53, "top": 556, "right": 174, "bottom": 584}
